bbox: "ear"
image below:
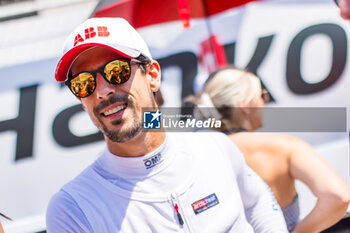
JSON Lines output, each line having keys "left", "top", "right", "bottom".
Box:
{"left": 147, "top": 60, "right": 161, "bottom": 92}
{"left": 238, "top": 102, "right": 251, "bottom": 116}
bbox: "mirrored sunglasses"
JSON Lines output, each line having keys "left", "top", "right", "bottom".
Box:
{"left": 65, "top": 58, "right": 141, "bottom": 98}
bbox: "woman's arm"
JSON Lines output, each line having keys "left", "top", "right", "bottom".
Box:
{"left": 286, "top": 136, "right": 350, "bottom": 233}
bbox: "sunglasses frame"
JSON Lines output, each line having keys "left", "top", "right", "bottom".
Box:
{"left": 65, "top": 58, "right": 142, "bottom": 98}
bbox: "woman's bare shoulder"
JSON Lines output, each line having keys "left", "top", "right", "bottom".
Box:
{"left": 229, "top": 132, "right": 301, "bottom": 158}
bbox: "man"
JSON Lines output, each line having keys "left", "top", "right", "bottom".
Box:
{"left": 46, "top": 17, "right": 288, "bottom": 232}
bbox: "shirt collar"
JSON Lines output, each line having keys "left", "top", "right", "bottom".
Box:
{"left": 97, "top": 134, "right": 173, "bottom": 178}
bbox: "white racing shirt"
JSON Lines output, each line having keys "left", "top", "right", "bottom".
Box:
{"left": 46, "top": 132, "right": 288, "bottom": 232}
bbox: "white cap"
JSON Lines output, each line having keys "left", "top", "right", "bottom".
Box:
{"left": 55, "top": 17, "right": 153, "bottom": 82}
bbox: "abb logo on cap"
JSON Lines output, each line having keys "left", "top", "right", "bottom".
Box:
{"left": 74, "top": 26, "right": 110, "bottom": 46}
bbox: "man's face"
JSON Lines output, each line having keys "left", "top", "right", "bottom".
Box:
{"left": 70, "top": 47, "right": 159, "bottom": 143}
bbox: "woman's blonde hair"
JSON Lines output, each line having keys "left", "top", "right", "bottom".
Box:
{"left": 195, "top": 68, "right": 263, "bottom": 130}
{"left": 204, "top": 68, "right": 262, "bottom": 108}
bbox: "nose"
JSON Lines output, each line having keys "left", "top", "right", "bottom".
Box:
{"left": 94, "top": 73, "right": 115, "bottom": 99}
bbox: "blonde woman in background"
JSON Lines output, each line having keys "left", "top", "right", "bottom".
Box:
{"left": 196, "top": 67, "right": 350, "bottom": 233}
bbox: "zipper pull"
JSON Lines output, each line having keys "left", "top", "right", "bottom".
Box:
{"left": 174, "top": 203, "right": 184, "bottom": 225}
{"left": 171, "top": 194, "right": 184, "bottom": 225}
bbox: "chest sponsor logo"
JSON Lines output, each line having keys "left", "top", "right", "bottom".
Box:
{"left": 191, "top": 193, "right": 219, "bottom": 214}
{"left": 143, "top": 153, "right": 163, "bottom": 169}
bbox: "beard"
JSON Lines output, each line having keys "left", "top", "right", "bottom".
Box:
{"left": 93, "top": 94, "right": 143, "bottom": 143}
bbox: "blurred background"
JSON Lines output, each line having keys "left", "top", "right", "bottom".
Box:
{"left": 0, "top": 0, "right": 349, "bottom": 232}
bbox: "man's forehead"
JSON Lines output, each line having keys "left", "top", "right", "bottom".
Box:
{"left": 71, "top": 47, "right": 123, "bottom": 71}
{"left": 76, "top": 46, "right": 123, "bottom": 62}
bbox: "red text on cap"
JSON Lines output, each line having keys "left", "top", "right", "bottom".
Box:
{"left": 74, "top": 26, "right": 110, "bottom": 46}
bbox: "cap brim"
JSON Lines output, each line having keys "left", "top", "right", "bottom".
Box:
{"left": 55, "top": 43, "right": 141, "bottom": 82}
